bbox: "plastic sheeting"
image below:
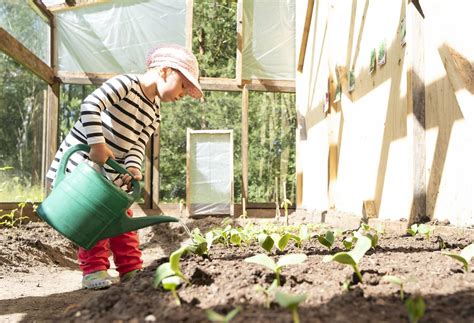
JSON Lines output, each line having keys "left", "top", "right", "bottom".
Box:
{"left": 187, "top": 130, "right": 233, "bottom": 216}
{"left": 242, "top": 0, "right": 295, "bottom": 80}
{"left": 55, "top": 0, "right": 188, "bottom": 73}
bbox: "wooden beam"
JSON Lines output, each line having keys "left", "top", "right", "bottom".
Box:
{"left": 438, "top": 43, "right": 474, "bottom": 126}
{"left": 297, "top": 0, "right": 314, "bottom": 72}
{"left": 30, "top": 0, "right": 54, "bottom": 23}
{"left": 236, "top": 0, "right": 244, "bottom": 85}
{"left": 152, "top": 124, "right": 161, "bottom": 209}
{"left": 56, "top": 71, "right": 117, "bottom": 84}
{"left": 241, "top": 84, "right": 249, "bottom": 200}
{"left": 406, "top": 1, "right": 426, "bottom": 224}
{"left": 47, "top": 0, "right": 109, "bottom": 12}
{"left": 43, "top": 81, "right": 60, "bottom": 188}
{"left": 185, "top": 0, "right": 194, "bottom": 50}
{"left": 0, "top": 28, "right": 55, "bottom": 85}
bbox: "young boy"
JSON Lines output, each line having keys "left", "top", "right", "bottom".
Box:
{"left": 46, "top": 43, "right": 203, "bottom": 289}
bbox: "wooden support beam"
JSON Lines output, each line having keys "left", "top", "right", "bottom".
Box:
{"left": 406, "top": 1, "right": 426, "bottom": 223}
{"left": 30, "top": 0, "right": 54, "bottom": 23}
{"left": 47, "top": 0, "right": 109, "bottom": 12}
{"left": 236, "top": 0, "right": 244, "bottom": 85}
{"left": 0, "top": 28, "right": 55, "bottom": 85}
{"left": 241, "top": 84, "right": 249, "bottom": 200}
{"left": 438, "top": 44, "right": 474, "bottom": 126}
{"left": 185, "top": 0, "right": 194, "bottom": 50}
{"left": 297, "top": 0, "right": 315, "bottom": 72}
{"left": 152, "top": 124, "right": 161, "bottom": 209}
{"left": 43, "top": 81, "right": 60, "bottom": 190}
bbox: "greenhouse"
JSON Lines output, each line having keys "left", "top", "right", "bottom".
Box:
{"left": 1, "top": 0, "right": 473, "bottom": 322}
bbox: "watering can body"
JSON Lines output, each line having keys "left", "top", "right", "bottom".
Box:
{"left": 37, "top": 144, "right": 178, "bottom": 249}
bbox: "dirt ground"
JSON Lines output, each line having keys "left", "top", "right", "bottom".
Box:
{"left": 1, "top": 212, "right": 474, "bottom": 323}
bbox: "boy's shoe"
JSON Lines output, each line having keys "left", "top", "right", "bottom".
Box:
{"left": 82, "top": 270, "right": 118, "bottom": 290}
{"left": 120, "top": 269, "right": 140, "bottom": 283}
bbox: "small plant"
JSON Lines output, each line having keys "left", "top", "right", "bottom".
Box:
{"left": 0, "top": 203, "right": 29, "bottom": 228}
{"left": 442, "top": 243, "right": 474, "bottom": 271}
{"left": 407, "top": 223, "right": 432, "bottom": 239}
{"left": 154, "top": 263, "right": 183, "bottom": 305}
{"left": 245, "top": 253, "right": 307, "bottom": 286}
{"left": 358, "top": 223, "right": 383, "bottom": 248}
{"left": 317, "top": 230, "right": 335, "bottom": 249}
{"left": 281, "top": 198, "right": 292, "bottom": 226}
{"left": 258, "top": 233, "right": 275, "bottom": 252}
{"left": 206, "top": 306, "right": 241, "bottom": 323}
{"left": 383, "top": 275, "right": 416, "bottom": 300}
{"left": 254, "top": 280, "right": 278, "bottom": 308}
{"left": 275, "top": 291, "right": 307, "bottom": 323}
{"left": 291, "top": 225, "right": 313, "bottom": 248}
{"left": 323, "top": 235, "right": 371, "bottom": 283}
{"left": 405, "top": 295, "right": 426, "bottom": 323}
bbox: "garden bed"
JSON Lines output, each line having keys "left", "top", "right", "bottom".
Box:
{"left": 56, "top": 220, "right": 474, "bottom": 323}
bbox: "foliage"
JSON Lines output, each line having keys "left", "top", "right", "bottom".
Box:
{"left": 382, "top": 275, "right": 416, "bottom": 301}
{"left": 407, "top": 223, "right": 432, "bottom": 239}
{"left": 323, "top": 235, "right": 372, "bottom": 283}
{"left": 206, "top": 307, "right": 241, "bottom": 323}
{"left": 317, "top": 230, "right": 335, "bottom": 249}
{"left": 442, "top": 243, "right": 474, "bottom": 271}
{"left": 405, "top": 295, "right": 426, "bottom": 323}
{"left": 275, "top": 291, "right": 307, "bottom": 323}
{"left": 254, "top": 280, "right": 278, "bottom": 308}
{"left": 244, "top": 253, "right": 307, "bottom": 286}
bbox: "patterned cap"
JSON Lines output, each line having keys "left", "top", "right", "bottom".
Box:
{"left": 146, "top": 43, "right": 203, "bottom": 99}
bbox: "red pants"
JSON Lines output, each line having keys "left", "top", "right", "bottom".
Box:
{"left": 77, "top": 209, "right": 143, "bottom": 276}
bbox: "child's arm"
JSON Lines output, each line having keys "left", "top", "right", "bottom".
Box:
{"left": 123, "top": 120, "right": 159, "bottom": 171}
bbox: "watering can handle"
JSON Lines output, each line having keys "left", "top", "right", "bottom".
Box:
{"left": 55, "top": 144, "right": 141, "bottom": 201}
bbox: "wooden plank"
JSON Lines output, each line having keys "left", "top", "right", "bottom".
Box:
{"left": 236, "top": 0, "right": 244, "bottom": 85}
{"left": 143, "top": 139, "right": 152, "bottom": 209}
{"left": 438, "top": 44, "right": 474, "bottom": 125}
{"left": 30, "top": 0, "right": 54, "bottom": 23}
{"left": 406, "top": 1, "right": 426, "bottom": 224}
{"left": 56, "top": 71, "right": 116, "bottom": 84}
{"left": 0, "top": 28, "right": 55, "bottom": 85}
{"left": 327, "top": 75, "right": 338, "bottom": 210}
{"left": 185, "top": 0, "right": 194, "bottom": 50}
{"left": 186, "top": 128, "right": 191, "bottom": 215}
{"left": 152, "top": 124, "right": 161, "bottom": 209}
{"left": 47, "top": 0, "right": 109, "bottom": 12}
{"left": 244, "top": 79, "right": 296, "bottom": 93}
{"left": 43, "top": 81, "right": 60, "bottom": 190}
{"left": 297, "top": 0, "right": 315, "bottom": 72}
{"left": 241, "top": 84, "right": 249, "bottom": 200}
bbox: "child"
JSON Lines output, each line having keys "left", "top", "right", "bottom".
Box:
{"left": 46, "top": 43, "right": 203, "bottom": 289}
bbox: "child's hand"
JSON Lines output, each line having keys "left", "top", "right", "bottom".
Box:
{"left": 119, "top": 167, "right": 142, "bottom": 190}
{"left": 89, "top": 143, "right": 115, "bottom": 165}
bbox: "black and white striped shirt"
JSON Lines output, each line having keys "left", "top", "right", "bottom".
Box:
{"left": 46, "top": 74, "right": 160, "bottom": 184}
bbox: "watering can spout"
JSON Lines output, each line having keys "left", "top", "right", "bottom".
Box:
{"left": 99, "top": 214, "right": 179, "bottom": 240}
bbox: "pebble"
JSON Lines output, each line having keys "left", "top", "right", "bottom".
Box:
{"left": 144, "top": 314, "right": 156, "bottom": 322}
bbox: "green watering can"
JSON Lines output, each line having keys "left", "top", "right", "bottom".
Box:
{"left": 37, "top": 144, "right": 178, "bottom": 250}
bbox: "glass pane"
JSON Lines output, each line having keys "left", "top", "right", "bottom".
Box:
{"left": 159, "top": 91, "right": 242, "bottom": 202}
{"left": 0, "top": 0, "right": 51, "bottom": 65}
{"left": 0, "top": 53, "right": 46, "bottom": 202}
{"left": 248, "top": 92, "right": 296, "bottom": 203}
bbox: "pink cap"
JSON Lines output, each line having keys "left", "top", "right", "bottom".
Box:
{"left": 146, "top": 43, "right": 203, "bottom": 99}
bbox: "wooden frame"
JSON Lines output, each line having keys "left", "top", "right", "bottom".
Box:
{"left": 186, "top": 129, "right": 234, "bottom": 216}
{"left": 241, "top": 85, "right": 249, "bottom": 201}
{"left": 46, "top": 0, "right": 110, "bottom": 12}
{"left": 297, "top": 0, "right": 315, "bottom": 72}
{"left": 236, "top": 0, "right": 244, "bottom": 85}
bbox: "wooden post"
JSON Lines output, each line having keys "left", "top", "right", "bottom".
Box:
{"left": 236, "top": 0, "right": 244, "bottom": 85}
{"left": 241, "top": 84, "right": 249, "bottom": 201}
{"left": 297, "top": 0, "right": 314, "bottom": 72}
{"left": 143, "top": 139, "right": 152, "bottom": 208}
{"left": 152, "top": 124, "right": 161, "bottom": 209}
{"left": 43, "top": 82, "right": 59, "bottom": 191}
{"left": 406, "top": 0, "right": 426, "bottom": 223}
{"left": 185, "top": 0, "right": 194, "bottom": 50}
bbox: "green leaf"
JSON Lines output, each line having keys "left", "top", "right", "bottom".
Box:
{"left": 154, "top": 262, "right": 175, "bottom": 288}
{"left": 405, "top": 296, "right": 426, "bottom": 323}
{"left": 383, "top": 275, "right": 403, "bottom": 286}
{"left": 277, "top": 233, "right": 292, "bottom": 251}
{"left": 442, "top": 244, "right": 474, "bottom": 271}
{"left": 245, "top": 254, "right": 277, "bottom": 272}
{"left": 170, "top": 246, "right": 189, "bottom": 281}
{"left": 276, "top": 253, "right": 307, "bottom": 269}
{"left": 230, "top": 229, "right": 242, "bottom": 246}
{"left": 162, "top": 276, "right": 182, "bottom": 290}
{"left": 317, "top": 231, "right": 335, "bottom": 249}
{"left": 206, "top": 307, "right": 240, "bottom": 323}
{"left": 258, "top": 233, "right": 275, "bottom": 252}
{"left": 323, "top": 253, "right": 356, "bottom": 266}
{"left": 275, "top": 291, "right": 306, "bottom": 310}
{"left": 407, "top": 224, "right": 418, "bottom": 236}
{"left": 348, "top": 235, "right": 372, "bottom": 264}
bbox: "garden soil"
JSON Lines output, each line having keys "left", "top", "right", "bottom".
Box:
{"left": 1, "top": 211, "right": 474, "bottom": 323}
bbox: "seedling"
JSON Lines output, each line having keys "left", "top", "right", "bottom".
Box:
{"left": 317, "top": 230, "right": 335, "bottom": 249}
{"left": 258, "top": 233, "right": 275, "bottom": 253}
{"left": 153, "top": 263, "right": 183, "bottom": 305}
{"left": 291, "top": 225, "right": 312, "bottom": 248}
{"left": 189, "top": 228, "right": 211, "bottom": 256}
{"left": 275, "top": 291, "right": 307, "bottom": 323}
{"left": 245, "top": 253, "right": 307, "bottom": 286}
{"left": 254, "top": 280, "right": 278, "bottom": 308}
{"left": 206, "top": 306, "right": 241, "bottom": 323}
{"left": 407, "top": 223, "right": 432, "bottom": 239}
{"left": 272, "top": 233, "right": 292, "bottom": 252}
{"left": 442, "top": 243, "right": 474, "bottom": 271}
{"left": 383, "top": 275, "right": 416, "bottom": 300}
{"left": 405, "top": 295, "right": 425, "bottom": 323}
{"left": 358, "top": 223, "right": 383, "bottom": 248}
{"left": 281, "top": 198, "right": 293, "bottom": 225}
{"left": 323, "top": 235, "right": 371, "bottom": 283}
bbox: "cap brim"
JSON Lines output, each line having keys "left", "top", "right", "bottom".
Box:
{"left": 177, "top": 67, "right": 203, "bottom": 99}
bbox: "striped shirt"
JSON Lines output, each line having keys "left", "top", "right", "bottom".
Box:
{"left": 46, "top": 74, "right": 160, "bottom": 184}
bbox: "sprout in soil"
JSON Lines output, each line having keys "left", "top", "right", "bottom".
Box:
{"left": 442, "top": 243, "right": 474, "bottom": 271}
{"left": 275, "top": 291, "right": 307, "bottom": 323}
{"left": 206, "top": 306, "right": 241, "bottom": 323}
{"left": 407, "top": 223, "right": 432, "bottom": 239}
{"left": 323, "top": 235, "right": 372, "bottom": 283}
{"left": 405, "top": 295, "right": 426, "bottom": 323}
{"left": 317, "top": 230, "right": 335, "bottom": 249}
{"left": 382, "top": 275, "right": 416, "bottom": 300}
{"left": 254, "top": 280, "right": 278, "bottom": 308}
{"left": 245, "top": 253, "right": 307, "bottom": 286}
{"left": 291, "top": 224, "right": 313, "bottom": 248}
{"left": 281, "top": 198, "right": 292, "bottom": 225}
{"left": 258, "top": 233, "right": 275, "bottom": 253}
{"left": 153, "top": 263, "right": 183, "bottom": 305}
